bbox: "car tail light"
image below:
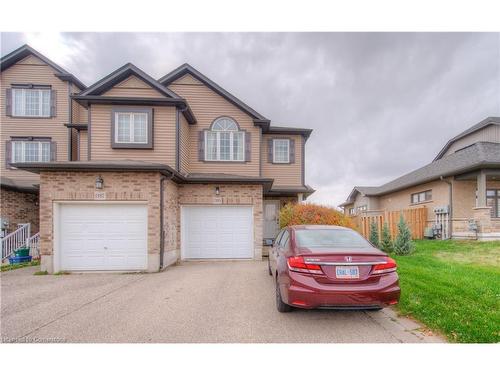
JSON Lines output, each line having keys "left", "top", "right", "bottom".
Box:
{"left": 287, "top": 256, "right": 324, "bottom": 275}
{"left": 372, "top": 257, "right": 397, "bottom": 275}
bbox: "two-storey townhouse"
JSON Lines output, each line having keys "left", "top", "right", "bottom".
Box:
{"left": 4, "top": 44, "right": 314, "bottom": 272}
{"left": 0, "top": 45, "right": 85, "bottom": 240}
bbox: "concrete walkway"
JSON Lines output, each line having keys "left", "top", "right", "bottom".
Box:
{"left": 0, "top": 261, "right": 444, "bottom": 343}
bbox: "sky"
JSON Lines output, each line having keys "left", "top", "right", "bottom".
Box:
{"left": 2, "top": 32, "right": 499, "bottom": 206}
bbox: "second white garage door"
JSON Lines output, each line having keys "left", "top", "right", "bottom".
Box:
{"left": 58, "top": 203, "right": 148, "bottom": 271}
{"left": 182, "top": 206, "right": 253, "bottom": 259}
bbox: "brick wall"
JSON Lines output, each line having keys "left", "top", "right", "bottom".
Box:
{"left": 39, "top": 171, "right": 163, "bottom": 272}
{"left": 0, "top": 188, "right": 39, "bottom": 234}
{"left": 178, "top": 184, "right": 263, "bottom": 259}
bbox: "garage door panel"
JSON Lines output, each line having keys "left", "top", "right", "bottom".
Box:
{"left": 183, "top": 206, "right": 253, "bottom": 259}
{"left": 59, "top": 203, "right": 148, "bottom": 271}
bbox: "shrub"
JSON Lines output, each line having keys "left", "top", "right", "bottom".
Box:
{"left": 393, "top": 215, "right": 414, "bottom": 255}
{"left": 369, "top": 222, "right": 380, "bottom": 248}
{"left": 279, "top": 203, "right": 354, "bottom": 229}
{"left": 380, "top": 222, "right": 393, "bottom": 253}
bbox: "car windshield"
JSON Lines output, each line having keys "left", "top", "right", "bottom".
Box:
{"left": 295, "top": 229, "right": 371, "bottom": 249}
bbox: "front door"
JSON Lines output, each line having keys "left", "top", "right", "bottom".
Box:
{"left": 264, "top": 200, "right": 280, "bottom": 240}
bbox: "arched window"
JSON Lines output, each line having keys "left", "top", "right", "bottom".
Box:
{"left": 205, "top": 117, "right": 245, "bottom": 161}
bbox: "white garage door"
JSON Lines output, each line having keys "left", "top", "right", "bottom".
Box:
{"left": 58, "top": 203, "right": 148, "bottom": 271}
{"left": 182, "top": 206, "right": 253, "bottom": 259}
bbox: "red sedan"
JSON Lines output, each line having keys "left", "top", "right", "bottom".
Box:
{"left": 268, "top": 225, "right": 400, "bottom": 312}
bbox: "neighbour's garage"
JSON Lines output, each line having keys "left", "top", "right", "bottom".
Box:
{"left": 56, "top": 202, "right": 148, "bottom": 271}
{"left": 181, "top": 205, "right": 253, "bottom": 259}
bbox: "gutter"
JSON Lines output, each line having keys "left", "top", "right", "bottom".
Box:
{"left": 440, "top": 176, "right": 453, "bottom": 239}
{"left": 159, "top": 171, "right": 175, "bottom": 270}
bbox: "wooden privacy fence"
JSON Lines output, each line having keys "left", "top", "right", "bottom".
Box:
{"left": 351, "top": 207, "right": 427, "bottom": 241}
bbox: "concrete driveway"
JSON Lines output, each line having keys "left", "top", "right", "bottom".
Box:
{"left": 1, "top": 261, "right": 443, "bottom": 343}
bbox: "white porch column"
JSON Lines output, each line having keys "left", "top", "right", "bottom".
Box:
{"left": 477, "top": 170, "right": 487, "bottom": 207}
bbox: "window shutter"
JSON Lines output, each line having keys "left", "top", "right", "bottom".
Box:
{"left": 245, "top": 132, "right": 251, "bottom": 162}
{"left": 5, "top": 141, "right": 12, "bottom": 168}
{"left": 6, "top": 88, "right": 12, "bottom": 116}
{"left": 267, "top": 138, "right": 273, "bottom": 162}
{"left": 50, "top": 90, "right": 57, "bottom": 117}
{"left": 50, "top": 141, "right": 57, "bottom": 161}
{"left": 289, "top": 139, "right": 295, "bottom": 164}
{"left": 198, "top": 131, "right": 205, "bottom": 161}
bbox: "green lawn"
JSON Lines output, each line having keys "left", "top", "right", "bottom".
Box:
{"left": 393, "top": 240, "right": 500, "bottom": 343}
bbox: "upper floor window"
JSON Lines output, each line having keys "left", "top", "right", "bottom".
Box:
{"left": 205, "top": 117, "right": 245, "bottom": 161}
{"left": 486, "top": 190, "right": 499, "bottom": 218}
{"left": 411, "top": 190, "right": 432, "bottom": 204}
{"left": 11, "top": 87, "right": 52, "bottom": 117}
{"left": 111, "top": 108, "right": 153, "bottom": 149}
{"left": 357, "top": 205, "right": 367, "bottom": 213}
{"left": 273, "top": 139, "right": 290, "bottom": 163}
{"left": 11, "top": 140, "right": 51, "bottom": 163}
{"left": 348, "top": 207, "right": 356, "bottom": 216}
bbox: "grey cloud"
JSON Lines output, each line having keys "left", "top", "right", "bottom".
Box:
{"left": 2, "top": 32, "right": 499, "bottom": 206}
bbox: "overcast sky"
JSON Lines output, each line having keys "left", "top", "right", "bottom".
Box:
{"left": 2, "top": 32, "right": 499, "bottom": 206}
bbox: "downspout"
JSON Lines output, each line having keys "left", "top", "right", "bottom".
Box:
{"left": 440, "top": 176, "right": 453, "bottom": 239}
{"left": 159, "top": 172, "right": 175, "bottom": 270}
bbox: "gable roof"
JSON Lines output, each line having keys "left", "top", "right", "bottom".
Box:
{"left": 0, "top": 44, "right": 86, "bottom": 90}
{"left": 264, "top": 125, "right": 313, "bottom": 140}
{"left": 339, "top": 186, "right": 378, "bottom": 207}
{"left": 75, "top": 63, "right": 196, "bottom": 124}
{"left": 159, "top": 63, "right": 270, "bottom": 130}
{"left": 78, "top": 62, "right": 180, "bottom": 98}
{"left": 341, "top": 142, "right": 500, "bottom": 206}
{"left": 434, "top": 117, "right": 500, "bottom": 161}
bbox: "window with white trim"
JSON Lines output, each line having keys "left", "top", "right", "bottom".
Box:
{"left": 115, "top": 112, "right": 148, "bottom": 144}
{"left": 205, "top": 117, "right": 245, "bottom": 161}
{"left": 273, "top": 139, "right": 290, "bottom": 163}
{"left": 411, "top": 190, "right": 432, "bottom": 204}
{"left": 11, "top": 140, "right": 51, "bottom": 162}
{"left": 12, "top": 88, "right": 51, "bottom": 117}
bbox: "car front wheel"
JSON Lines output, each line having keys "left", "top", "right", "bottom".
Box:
{"left": 276, "top": 278, "right": 292, "bottom": 313}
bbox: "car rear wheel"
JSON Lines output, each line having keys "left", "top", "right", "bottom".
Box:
{"left": 276, "top": 278, "right": 292, "bottom": 313}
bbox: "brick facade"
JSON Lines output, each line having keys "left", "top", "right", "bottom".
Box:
{"left": 0, "top": 187, "right": 39, "bottom": 234}
{"left": 37, "top": 171, "right": 265, "bottom": 272}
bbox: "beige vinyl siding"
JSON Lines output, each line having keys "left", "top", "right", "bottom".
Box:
{"left": 443, "top": 124, "right": 500, "bottom": 157}
{"left": 168, "top": 77, "right": 260, "bottom": 176}
{"left": 261, "top": 134, "right": 303, "bottom": 186}
{"left": 71, "top": 98, "right": 88, "bottom": 123}
{"left": 102, "top": 76, "right": 165, "bottom": 98}
{"left": 71, "top": 128, "right": 78, "bottom": 160}
{"left": 0, "top": 54, "right": 70, "bottom": 183}
{"left": 79, "top": 130, "right": 88, "bottom": 161}
{"left": 179, "top": 112, "right": 190, "bottom": 174}
{"left": 89, "top": 104, "right": 176, "bottom": 164}
{"left": 172, "top": 74, "right": 202, "bottom": 85}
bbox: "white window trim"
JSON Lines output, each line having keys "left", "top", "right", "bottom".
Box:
{"left": 273, "top": 139, "right": 290, "bottom": 163}
{"left": 205, "top": 130, "right": 245, "bottom": 162}
{"left": 11, "top": 140, "right": 51, "bottom": 163}
{"left": 12, "top": 88, "right": 51, "bottom": 118}
{"left": 114, "top": 112, "right": 149, "bottom": 144}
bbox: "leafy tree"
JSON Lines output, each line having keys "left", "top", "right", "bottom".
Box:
{"left": 380, "top": 222, "right": 393, "bottom": 253}
{"left": 279, "top": 203, "right": 354, "bottom": 229}
{"left": 393, "top": 215, "right": 414, "bottom": 255}
{"left": 369, "top": 222, "right": 380, "bottom": 248}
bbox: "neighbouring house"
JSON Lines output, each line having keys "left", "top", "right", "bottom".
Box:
{"left": 0, "top": 44, "right": 314, "bottom": 272}
{"left": 340, "top": 117, "right": 500, "bottom": 241}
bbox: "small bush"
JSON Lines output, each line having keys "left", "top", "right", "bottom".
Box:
{"left": 380, "top": 222, "right": 394, "bottom": 253}
{"left": 34, "top": 270, "right": 48, "bottom": 276}
{"left": 279, "top": 203, "right": 354, "bottom": 229}
{"left": 393, "top": 215, "right": 414, "bottom": 255}
{"left": 369, "top": 222, "right": 380, "bottom": 248}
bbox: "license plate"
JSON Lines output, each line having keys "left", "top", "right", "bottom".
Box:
{"left": 335, "top": 266, "right": 359, "bottom": 279}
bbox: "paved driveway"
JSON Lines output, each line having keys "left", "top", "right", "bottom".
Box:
{"left": 1, "top": 261, "right": 443, "bottom": 343}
